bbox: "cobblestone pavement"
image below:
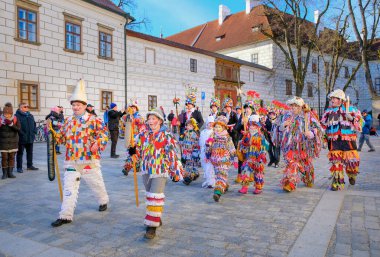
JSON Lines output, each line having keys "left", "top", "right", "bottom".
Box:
{"left": 0, "top": 135, "right": 379, "bottom": 257}
{"left": 326, "top": 136, "right": 380, "bottom": 257}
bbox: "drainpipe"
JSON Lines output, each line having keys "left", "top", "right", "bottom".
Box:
{"left": 124, "top": 13, "right": 134, "bottom": 104}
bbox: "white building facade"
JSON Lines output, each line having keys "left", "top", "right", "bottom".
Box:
{"left": 0, "top": 0, "right": 128, "bottom": 119}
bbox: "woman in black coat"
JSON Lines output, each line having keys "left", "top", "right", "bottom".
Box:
{"left": 0, "top": 103, "right": 20, "bottom": 179}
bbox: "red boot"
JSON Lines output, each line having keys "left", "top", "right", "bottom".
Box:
{"left": 238, "top": 186, "right": 248, "bottom": 194}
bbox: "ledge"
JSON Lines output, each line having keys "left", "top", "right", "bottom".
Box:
{"left": 63, "top": 48, "right": 84, "bottom": 55}
{"left": 97, "top": 55, "right": 114, "bottom": 61}
{"left": 14, "top": 37, "right": 41, "bottom": 46}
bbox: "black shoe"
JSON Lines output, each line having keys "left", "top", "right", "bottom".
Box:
{"left": 122, "top": 169, "right": 129, "bottom": 176}
{"left": 17, "top": 168, "right": 23, "bottom": 173}
{"left": 56, "top": 152, "right": 62, "bottom": 155}
{"left": 51, "top": 219, "right": 72, "bottom": 227}
{"left": 110, "top": 155, "right": 120, "bottom": 158}
{"left": 99, "top": 204, "right": 107, "bottom": 212}
{"left": 274, "top": 164, "right": 279, "bottom": 168}
{"left": 144, "top": 226, "right": 157, "bottom": 239}
{"left": 349, "top": 177, "right": 356, "bottom": 185}
{"left": 27, "top": 166, "right": 39, "bottom": 170}
{"left": 182, "top": 177, "right": 192, "bottom": 185}
{"left": 213, "top": 194, "right": 221, "bottom": 202}
{"left": 368, "top": 149, "right": 375, "bottom": 152}
{"left": 268, "top": 162, "right": 273, "bottom": 167}
{"left": 2, "top": 168, "right": 7, "bottom": 179}
{"left": 7, "top": 168, "right": 16, "bottom": 178}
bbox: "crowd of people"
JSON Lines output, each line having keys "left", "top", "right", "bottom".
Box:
{"left": 0, "top": 79, "right": 377, "bottom": 240}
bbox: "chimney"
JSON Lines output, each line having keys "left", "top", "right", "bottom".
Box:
{"left": 246, "top": 0, "right": 260, "bottom": 14}
{"left": 219, "top": 5, "right": 231, "bottom": 25}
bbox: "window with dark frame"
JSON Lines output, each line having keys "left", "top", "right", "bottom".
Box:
{"left": 286, "top": 80, "right": 292, "bottom": 95}
{"left": 99, "top": 32, "right": 112, "bottom": 58}
{"left": 249, "top": 71, "right": 255, "bottom": 82}
{"left": 65, "top": 22, "right": 81, "bottom": 52}
{"left": 17, "top": 7, "right": 37, "bottom": 42}
{"left": 190, "top": 58, "right": 197, "bottom": 73}
{"left": 101, "top": 91, "right": 112, "bottom": 110}
{"left": 307, "top": 82, "right": 314, "bottom": 97}
{"left": 312, "top": 58, "right": 317, "bottom": 73}
{"left": 148, "top": 95, "right": 157, "bottom": 111}
{"left": 19, "top": 83, "right": 39, "bottom": 110}
{"left": 251, "top": 53, "right": 258, "bottom": 64}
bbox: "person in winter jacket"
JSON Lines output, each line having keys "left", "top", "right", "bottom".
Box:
{"left": 107, "top": 103, "right": 126, "bottom": 158}
{"left": 15, "top": 102, "right": 38, "bottom": 172}
{"left": 0, "top": 103, "right": 20, "bottom": 179}
{"left": 358, "top": 109, "right": 375, "bottom": 152}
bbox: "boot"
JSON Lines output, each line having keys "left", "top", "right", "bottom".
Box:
{"left": 7, "top": 167, "right": 16, "bottom": 178}
{"left": 144, "top": 226, "right": 157, "bottom": 239}
{"left": 2, "top": 168, "right": 7, "bottom": 179}
{"left": 238, "top": 185, "right": 248, "bottom": 194}
{"left": 253, "top": 188, "right": 262, "bottom": 194}
{"left": 234, "top": 174, "right": 242, "bottom": 183}
{"left": 283, "top": 182, "right": 295, "bottom": 192}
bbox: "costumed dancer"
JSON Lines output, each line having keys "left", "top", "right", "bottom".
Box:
{"left": 209, "top": 97, "right": 221, "bottom": 119}
{"left": 278, "top": 96, "right": 323, "bottom": 192}
{"left": 50, "top": 79, "right": 109, "bottom": 227}
{"left": 237, "top": 115, "right": 268, "bottom": 194}
{"left": 199, "top": 116, "right": 215, "bottom": 188}
{"left": 180, "top": 91, "right": 204, "bottom": 135}
{"left": 128, "top": 108, "right": 184, "bottom": 239}
{"left": 234, "top": 100, "right": 255, "bottom": 183}
{"left": 122, "top": 99, "right": 146, "bottom": 176}
{"left": 221, "top": 97, "right": 238, "bottom": 148}
{"left": 0, "top": 103, "right": 20, "bottom": 179}
{"left": 181, "top": 118, "right": 200, "bottom": 185}
{"left": 320, "top": 89, "right": 362, "bottom": 191}
{"left": 205, "top": 116, "right": 238, "bottom": 202}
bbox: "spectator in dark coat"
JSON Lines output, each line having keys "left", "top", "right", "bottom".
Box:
{"left": 107, "top": 103, "right": 126, "bottom": 158}
{"left": 15, "top": 102, "right": 38, "bottom": 172}
{"left": 358, "top": 110, "right": 375, "bottom": 152}
{"left": 86, "top": 104, "right": 97, "bottom": 116}
{"left": 0, "top": 103, "right": 20, "bottom": 179}
{"left": 265, "top": 111, "right": 280, "bottom": 167}
{"left": 180, "top": 95, "right": 204, "bottom": 136}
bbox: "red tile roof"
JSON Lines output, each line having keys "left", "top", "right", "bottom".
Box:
{"left": 166, "top": 5, "right": 272, "bottom": 52}
{"left": 82, "top": 0, "right": 127, "bottom": 17}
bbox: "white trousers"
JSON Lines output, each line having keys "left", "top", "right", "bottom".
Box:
{"left": 201, "top": 160, "right": 215, "bottom": 188}
{"left": 58, "top": 162, "right": 109, "bottom": 220}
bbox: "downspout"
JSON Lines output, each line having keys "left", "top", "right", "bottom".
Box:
{"left": 124, "top": 18, "right": 128, "bottom": 104}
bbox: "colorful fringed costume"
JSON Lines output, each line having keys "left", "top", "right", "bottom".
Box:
{"left": 135, "top": 126, "right": 184, "bottom": 228}
{"left": 53, "top": 112, "right": 109, "bottom": 221}
{"left": 180, "top": 128, "right": 200, "bottom": 184}
{"left": 321, "top": 105, "right": 362, "bottom": 190}
{"left": 278, "top": 111, "right": 323, "bottom": 191}
{"left": 206, "top": 128, "right": 237, "bottom": 200}
{"left": 237, "top": 125, "right": 269, "bottom": 194}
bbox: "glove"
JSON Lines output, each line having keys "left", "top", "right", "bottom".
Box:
{"left": 346, "top": 113, "right": 354, "bottom": 121}
{"left": 128, "top": 146, "right": 136, "bottom": 156}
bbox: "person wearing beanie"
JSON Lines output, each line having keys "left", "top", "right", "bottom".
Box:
{"left": 205, "top": 115, "right": 238, "bottom": 202}
{"left": 199, "top": 116, "right": 216, "bottom": 188}
{"left": 180, "top": 118, "right": 200, "bottom": 185}
{"left": 15, "top": 102, "right": 38, "bottom": 172}
{"left": 237, "top": 115, "right": 269, "bottom": 195}
{"left": 321, "top": 89, "right": 363, "bottom": 191}
{"left": 127, "top": 107, "right": 184, "bottom": 239}
{"left": 48, "top": 79, "right": 110, "bottom": 227}
{"left": 277, "top": 96, "right": 324, "bottom": 192}
{"left": 45, "top": 106, "right": 64, "bottom": 154}
{"left": 0, "top": 103, "right": 20, "bottom": 179}
{"left": 357, "top": 109, "right": 375, "bottom": 152}
{"left": 107, "top": 102, "right": 126, "bottom": 158}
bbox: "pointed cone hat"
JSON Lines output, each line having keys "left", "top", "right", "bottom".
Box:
{"left": 70, "top": 79, "right": 88, "bottom": 105}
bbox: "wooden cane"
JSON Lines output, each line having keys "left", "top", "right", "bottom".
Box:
{"left": 129, "top": 109, "right": 139, "bottom": 207}
{"left": 49, "top": 122, "right": 63, "bottom": 202}
{"left": 346, "top": 96, "right": 350, "bottom": 112}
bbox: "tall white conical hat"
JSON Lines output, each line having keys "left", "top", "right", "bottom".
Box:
{"left": 70, "top": 79, "right": 88, "bottom": 104}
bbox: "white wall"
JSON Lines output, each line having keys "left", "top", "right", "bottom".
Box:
{"left": 0, "top": 0, "right": 126, "bottom": 119}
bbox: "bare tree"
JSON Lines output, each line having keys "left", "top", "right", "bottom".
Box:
{"left": 260, "top": 0, "right": 330, "bottom": 96}
{"left": 313, "top": 4, "right": 362, "bottom": 109}
{"left": 113, "top": 0, "right": 151, "bottom": 30}
{"left": 347, "top": 0, "right": 380, "bottom": 96}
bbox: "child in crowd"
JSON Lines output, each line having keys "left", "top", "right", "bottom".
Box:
{"left": 181, "top": 118, "right": 200, "bottom": 185}
{"left": 205, "top": 116, "right": 237, "bottom": 202}
{"left": 237, "top": 115, "right": 268, "bottom": 194}
{"left": 199, "top": 116, "right": 215, "bottom": 188}
{"left": 0, "top": 103, "right": 20, "bottom": 179}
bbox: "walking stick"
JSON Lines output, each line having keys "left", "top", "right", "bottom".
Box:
{"left": 128, "top": 108, "right": 139, "bottom": 207}
{"left": 304, "top": 104, "right": 310, "bottom": 134}
{"left": 49, "top": 123, "right": 63, "bottom": 202}
{"left": 173, "top": 95, "right": 180, "bottom": 135}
